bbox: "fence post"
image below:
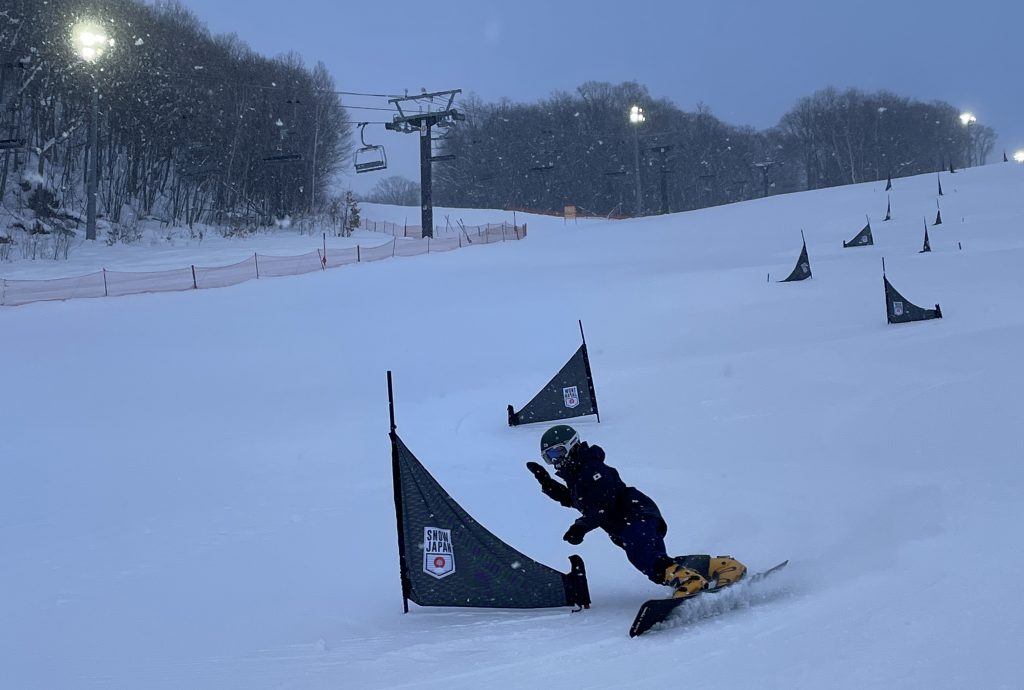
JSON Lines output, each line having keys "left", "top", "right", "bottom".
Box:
{"left": 392, "top": 238, "right": 397, "bottom": 257}
{"left": 191, "top": 265, "right": 198, "bottom": 289}
{"left": 323, "top": 232, "right": 327, "bottom": 269}
{"left": 102, "top": 268, "right": 108, "bottom": 297}
{"left": 254, "top": 252, "right": 260, "bottom": 278}
{"left": 357, "top": 245, "right": 361, "bottom": 262}
{"left": 1, "top": 278, "right": 5, "bottom": 306}
{"left": 427, "top": 237, "right": 430, "bottom": 253}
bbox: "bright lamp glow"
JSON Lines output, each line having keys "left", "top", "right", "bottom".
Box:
{"left": 1014, "top": 150, "right": 1024, "bottom": 163}
{"left": 629, "top": 105, "right": 646, "bottom": 124}
{"left": 959, "top": 112, "right": 977, "bottom": 126}
{"left": 72, "top": 21, "right": 114, "bottom": 62}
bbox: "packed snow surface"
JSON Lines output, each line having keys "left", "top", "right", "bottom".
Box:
{"left": 3, "top": 166, "right": 1024, "bottom": 689}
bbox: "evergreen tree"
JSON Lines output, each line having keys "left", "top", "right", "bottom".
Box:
{"left": 343, "top": 191, "right": 360, "bottom": 237}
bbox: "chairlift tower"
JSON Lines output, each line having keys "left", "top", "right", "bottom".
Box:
{"left": 385, "top": 89, "right": 465, "bottom": 238}
{"left": 753, "top": 159, "right": 779, "bottom": 198}
{"left": 648, "top": 144, "right": 673, "bottom": 214}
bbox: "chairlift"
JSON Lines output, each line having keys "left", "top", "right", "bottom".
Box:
{"left": 354, "top": 122, "right": 387, "bottom": 173}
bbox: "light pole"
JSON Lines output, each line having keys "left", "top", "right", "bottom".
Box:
{"left": 959, "top": 111, "right": 976, "bottom": 168}
{"left": 629, "top": 105, "right": 645, "bottom": 216}
{"left": 72, "top": 22, "right": 113, "bottom": 241}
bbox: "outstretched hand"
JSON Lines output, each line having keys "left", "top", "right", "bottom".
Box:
{"left": 528, "top": 461, "right": 573, "bottom": 508}
{"left": 526, "top": 461, "right": 550, "bottom": 482}
{"left": 563, "top": 524, "right": 587, "bottom": 545}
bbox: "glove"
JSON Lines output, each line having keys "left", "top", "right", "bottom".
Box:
{"left": 563, "top": 524, "right": 587, "bottom": 545}
{"left": 527, "top": 462, "right": 573, "bottom": 507}
{"left": 526, "top": 461, "right": 550, "bottom": 483}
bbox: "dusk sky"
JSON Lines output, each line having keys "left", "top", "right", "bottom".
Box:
{"left": 178, "top": 0, "right": 1023, "bottom": 193}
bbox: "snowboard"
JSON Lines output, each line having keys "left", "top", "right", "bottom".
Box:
{"left": 628, "top": 560, "right": 789, "bottom": 637}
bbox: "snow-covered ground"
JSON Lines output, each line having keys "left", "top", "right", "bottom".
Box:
{"left": 0, "top": 203, "right": 521, "bottom": 280}
{"left": 3, "top": 165, "right": 1023, "bottom": 689}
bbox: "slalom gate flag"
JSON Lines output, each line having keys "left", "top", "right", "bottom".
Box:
{"left": 780, "top": 240, "right": 812, "bottom": 282}
{"left": 390, "top": 432, "right": 590, "bottom": 610}
{"left": 920, "top": 222, "right": 932, "bottom": 253}
{"left": 885, "top": 276, "right": 942, "bottom": 324}
{"left": 843, "top": 222, "right": 874, "bottom": 248}
{"left": 508, "top": 343, "right": 599, "bottom": 426}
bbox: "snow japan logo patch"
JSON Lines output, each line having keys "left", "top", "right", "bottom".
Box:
{"left": 562, "top": 386, "right": 580, "bottom": 409}
{"left": 893, "top": 301, "right": 904, "bottom": 316}
{"left": 423, "top": 527, "right": 455, "bottom": 579}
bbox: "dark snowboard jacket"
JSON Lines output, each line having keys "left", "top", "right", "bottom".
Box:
{"left": 544, "top": 442, "right": 667, "bottom": 539}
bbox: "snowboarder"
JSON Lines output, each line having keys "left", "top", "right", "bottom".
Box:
{"left": 526, "top": 424, "right": 746, "bottom": 599}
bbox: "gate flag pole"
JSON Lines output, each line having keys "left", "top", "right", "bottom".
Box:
{"left": 387, "top": 371, "right": 411, "bottom": 613}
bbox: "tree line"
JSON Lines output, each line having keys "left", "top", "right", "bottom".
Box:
{"left": 434, "top": 82, "right": 997, "bottom": 216}
{"left": 0, "top": 0, "right": 1000, "bottom": 241}
{"left": 0, "top": 0, "right": 352, "bottom": 237}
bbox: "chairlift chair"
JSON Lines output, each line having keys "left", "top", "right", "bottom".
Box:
{"left": 354, "top": 122, "right": 387, "bottom": 173}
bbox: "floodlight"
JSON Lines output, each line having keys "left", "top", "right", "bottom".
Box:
{"left": 72, "top": 21, "right": 114, "bottom": 63}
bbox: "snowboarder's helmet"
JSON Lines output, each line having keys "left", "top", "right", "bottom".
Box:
{"left": 540, "top": 425, "right": 580, "bottom": 468}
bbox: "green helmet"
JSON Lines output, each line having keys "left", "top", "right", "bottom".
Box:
{"left": 540, "top": 425, "right": 581, "bottom": 468}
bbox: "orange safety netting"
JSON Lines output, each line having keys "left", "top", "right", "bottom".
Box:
{"left": 105, "top": 267, "right": 195, "bottom": 297}
{"left": 0, "top": 221, "right": 526, "bottom": 307}
{"left": 194, "top": 256, "right": 258, "bottom": 289}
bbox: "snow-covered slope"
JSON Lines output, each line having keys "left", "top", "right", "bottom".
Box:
{"left": 3, "top": 164, "right": 1023, "bottom": 689}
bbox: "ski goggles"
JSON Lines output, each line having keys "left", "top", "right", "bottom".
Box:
{"left": 542, "top": 440, "right": 578, "bottom": 467}
{"left": 543, "top": 445, "right": 570, "bottom": 463}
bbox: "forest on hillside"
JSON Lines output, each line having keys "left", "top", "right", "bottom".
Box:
{"left": 0, "top": 0, "right": 999, "bottom": 252}
{"left": 434, "top": 83, "right": 996, "bottom": 216}
{"left": 0, "top": 0, "right": 351, "bottom": 241}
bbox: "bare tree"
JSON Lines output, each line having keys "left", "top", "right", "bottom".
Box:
{"left": 0, "top": 0, "right": 354, "bottom": 248}
{"left": 366, "top": 176, "right": 421, "bottom": 206}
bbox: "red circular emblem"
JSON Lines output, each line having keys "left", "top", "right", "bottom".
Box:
{"left": 434, "top": 556, "right": 446, "bottom": 568}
